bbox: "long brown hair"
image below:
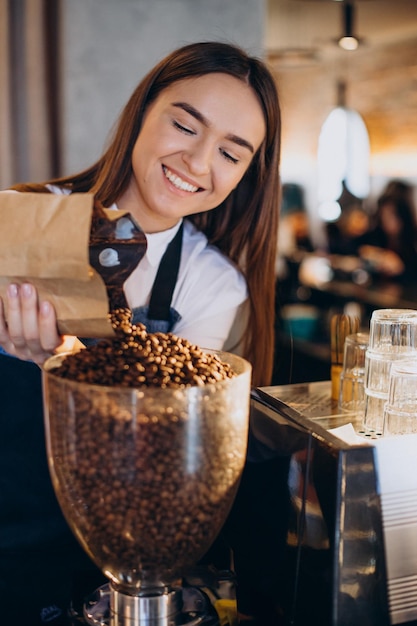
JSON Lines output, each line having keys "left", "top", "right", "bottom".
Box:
{"left": 12, "top": 41, "right": 281, "bottom": 386}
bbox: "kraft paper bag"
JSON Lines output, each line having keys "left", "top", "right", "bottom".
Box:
{"left": 0, "top": 192, "right": 146, "bottom": 337}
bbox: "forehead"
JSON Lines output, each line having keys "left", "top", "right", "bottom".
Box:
{"left": 152, "top": 73, "right": 266, "bottom": 148}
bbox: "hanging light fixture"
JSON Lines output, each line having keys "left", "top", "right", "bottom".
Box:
{"left": 317, "top": 81, "right": 370, "bottom": 222}
{"left": 338, "top": 1, "right": 361, "bottom": 51}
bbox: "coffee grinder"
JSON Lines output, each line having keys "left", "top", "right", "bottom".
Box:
{"left": 42, "top": 350, "right": 251, "bottom": 625}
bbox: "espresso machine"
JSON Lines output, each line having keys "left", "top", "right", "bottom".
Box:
{"left": 42, "top": 350, "right": 251, "bottom": 626}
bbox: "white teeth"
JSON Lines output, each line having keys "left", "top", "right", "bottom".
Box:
{"left": 163, "top": 166, "right": 198, "bottom": 192}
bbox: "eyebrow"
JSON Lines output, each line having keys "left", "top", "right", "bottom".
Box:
{"left": 171, "top": 101, "right": 255, "bottom": 154}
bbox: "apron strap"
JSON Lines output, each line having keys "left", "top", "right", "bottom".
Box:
{"left": 147, "top": 222, "right": 184, "bottom": 321}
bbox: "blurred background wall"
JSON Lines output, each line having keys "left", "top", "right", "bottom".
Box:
{"left": 62, "top": 0, "right": 265, "bottom": 175}
{"left": 0, "top": 0, "right": 265, "bottom": 188}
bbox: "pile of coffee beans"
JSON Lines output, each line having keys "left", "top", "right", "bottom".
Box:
{"left": 54, "top": 307, "right": 236, "bottom": 388}
{"left": 45, "top": 306, "right": 248, "bottom": 588}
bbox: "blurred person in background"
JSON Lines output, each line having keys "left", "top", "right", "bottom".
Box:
{"left": 275, "top": 183, "right": 313, "bottom": 302}
{"left": 326, "top": 204, "right": 370, "bottom": 257}
{"left": 326, "top": 182, "right": 370, "bottom": 257}
{"left": 359, "top": 180, "right": 417, "bottom": 284}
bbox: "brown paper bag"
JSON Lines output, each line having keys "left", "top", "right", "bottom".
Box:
{"left": 0, "top": 192, "right": 145, "bottom": 337}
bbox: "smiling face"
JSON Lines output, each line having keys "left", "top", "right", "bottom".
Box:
{"left": 118, "top": 73, "right": 266, "bottom": 233}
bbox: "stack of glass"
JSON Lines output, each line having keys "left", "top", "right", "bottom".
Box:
{"left": 363, "top": 309, "right": 417, "bottom": 435}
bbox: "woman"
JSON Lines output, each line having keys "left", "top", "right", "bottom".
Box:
{"left": 359, "top": 180, "right": 417, "bottom": 284}
{"left": 0, "top": 41, "right": 281, "bottom": 623}
{"left": 0, "top": 41, "right": 281, "bottom": 387}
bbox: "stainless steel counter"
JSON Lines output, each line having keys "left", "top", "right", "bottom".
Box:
{"left": 247, "top": 381, "right": 417, "bottom": 625}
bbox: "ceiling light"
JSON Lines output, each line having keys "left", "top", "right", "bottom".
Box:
{"left": 339, "top": 35, "right": 359, "bottom": 51}
{"left": 317, "top": 81, "right": 370, "bottom": 204}
{"left": 338, "top": 1, "right": 361, "bottom": 51}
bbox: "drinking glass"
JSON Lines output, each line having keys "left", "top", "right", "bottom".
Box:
{"left": 383, "top": 359, "right": 417, "bottom": 436}
{"left": 338, "top": 332, "right": 369, "bottom": 414}
{"left": 368, "top": 308, "right": 417, "bottom": 353}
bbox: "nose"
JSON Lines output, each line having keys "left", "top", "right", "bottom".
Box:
{"left": 182, "top": 138, "right": 212, "bottom": 176}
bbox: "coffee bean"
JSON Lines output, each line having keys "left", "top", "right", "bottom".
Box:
{"left": 55, "top": 307, "right": 236, "bottom": 388}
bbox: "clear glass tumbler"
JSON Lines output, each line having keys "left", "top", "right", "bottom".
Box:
{"left": 338, "top": 332, "right": 369, "bottom": 414}
{"left": 383, "top": 359, "right": 417, "bottom": 436}
{"left": 368, "top": 308, "right": 417, "bottom": 353}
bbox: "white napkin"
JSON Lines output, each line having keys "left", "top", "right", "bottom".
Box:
{"left": 328, "top": 423, "right": 369, "bottom": 445}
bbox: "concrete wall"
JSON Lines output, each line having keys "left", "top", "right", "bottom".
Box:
{"left": 61, "top": 0, "right": 266, "bottom": 174}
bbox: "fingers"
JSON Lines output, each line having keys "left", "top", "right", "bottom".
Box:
{"left": 0, "top": 285, "right": 25, "bottom": 356}
{"left": 0, "top": 283, "right": 62, "bottom": 364}
{"left": 38, "top": 299, "right": 63, "bottom": 352}
{"left": 0, "top": 296, "right": 11, "bottom": 348}
{"left": 8, "top": 283, "right": 34, "bottom": 349}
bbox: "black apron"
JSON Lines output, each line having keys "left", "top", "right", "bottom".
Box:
{"left": 131, "top": 221, "right": 183, "bottom": 332}
{"left": 0, "top": 224, "right": 183, "bottom": 624}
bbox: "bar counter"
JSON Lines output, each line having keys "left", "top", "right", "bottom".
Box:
{"left": 248, "top": 381, "right": 417, "bottom": 626}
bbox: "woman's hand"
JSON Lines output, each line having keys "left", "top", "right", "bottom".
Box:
{"left": 359, "top": 245, "right": 405, "bottom": 277}
{"left": 0, "top": 283, "right": 63, "bottom": 365}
